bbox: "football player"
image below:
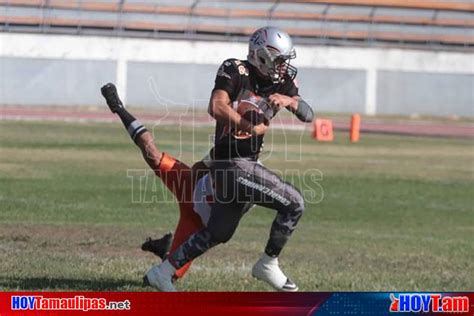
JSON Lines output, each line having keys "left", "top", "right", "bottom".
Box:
{"left": 101, "top": 83, "right": 211, "bottom": 281}
{"left": 147, "top": 26, "right": 314, "bottom": 292}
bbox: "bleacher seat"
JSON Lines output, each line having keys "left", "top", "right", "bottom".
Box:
{"left": 0, "top": 0, "right": 472, "bottom": 49}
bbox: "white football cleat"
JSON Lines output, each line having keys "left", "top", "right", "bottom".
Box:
{"left": 144, "top": 260, "right": 177, "bottom": 292}
{"left": 252, "top": 253, "right": 298, "bottom": 292}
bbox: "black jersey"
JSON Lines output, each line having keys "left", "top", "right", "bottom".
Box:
{"left": 211, "top": 59, "right": 298, "bottom": 159}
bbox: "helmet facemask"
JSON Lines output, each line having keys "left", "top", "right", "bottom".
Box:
{"left": 272, "top": 50, "right": 297, "bottom": 83}
{"left": 253, "top": 46, "right": 297, "bottom": 84}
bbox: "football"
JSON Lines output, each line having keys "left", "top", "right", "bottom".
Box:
{"left": 232, "top": 96, "right": 267, "bottom": 139}
{"left": 236, "top": 97, "right": 266, "bottom": 126}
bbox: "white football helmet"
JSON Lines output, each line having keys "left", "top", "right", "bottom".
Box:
{"left": 247, "top": 26, "right": 297, "bottom": 84}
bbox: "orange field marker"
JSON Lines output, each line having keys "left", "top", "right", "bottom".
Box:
{"left": 313, "top": 119, "right": 334, "bottom": 142}
{"left": 350, "top": 114, "right": 361, "bottom": 143}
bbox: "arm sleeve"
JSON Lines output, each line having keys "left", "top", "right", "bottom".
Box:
{"left": 285, "top": 98, "right": 314, "bottom": 123}
{"left": 281, "top": 77, "right": 313, "bottom": 123}
{"left": 294, "top": 99, "right": 314, "bottom": 123}
{"left": 212, "top": 59, "right": 241, "bottom": 101}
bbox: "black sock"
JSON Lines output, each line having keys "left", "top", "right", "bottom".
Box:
{"left": 116, "top": 108, "right": 147, "bottom": 143}
{"left": 264, "top": 230, "right": 289, "bottom": 257}
{"left": 264, "top": 246, "right": 281, "bottom": 258}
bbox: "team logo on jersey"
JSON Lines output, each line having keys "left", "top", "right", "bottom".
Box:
{"left": 217, "top": 64, "right": 231, "bottom": 79}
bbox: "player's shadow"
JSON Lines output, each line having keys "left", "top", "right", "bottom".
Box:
{"left": 0, "top": 277, "right": 143, "bottom": 291}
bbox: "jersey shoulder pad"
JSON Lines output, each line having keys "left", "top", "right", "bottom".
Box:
{"left": 217, "top": 59, "right": 249, "bottom": 79}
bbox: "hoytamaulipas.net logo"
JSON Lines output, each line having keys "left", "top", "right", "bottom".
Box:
{"left": 390, "top": 293, "right": 469, "bottom": 313}
{"left": 11, "top": 295, "right": 131, "bottom": 311}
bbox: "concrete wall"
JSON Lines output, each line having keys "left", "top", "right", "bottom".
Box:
{"left": 297, "top": 68, "right": 367, "bottom": 113}
{"left": 126, "top": 62, "right": 217, "bottom": 108}
{"left": 1, "top": 33, "right": 473, "bottom": 116}
{"left": 377, "top": 71, "right": 474, "bottom": 116}
{"left": 0, "top": 57, "right": 116, "bottom": 106}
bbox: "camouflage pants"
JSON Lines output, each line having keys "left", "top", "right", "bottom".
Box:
{"left": 169, "top": 158, "right": 305, "bottom": 268}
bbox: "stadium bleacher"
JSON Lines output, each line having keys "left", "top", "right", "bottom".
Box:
{"left": 0, "top": 0, "right": 473, "bottom": 50}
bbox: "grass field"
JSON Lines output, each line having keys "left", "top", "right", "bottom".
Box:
{"left": 0, "top": 120, "right": 473, "bottom": 291}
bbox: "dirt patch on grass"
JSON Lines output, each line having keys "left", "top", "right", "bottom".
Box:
{"left": 0, "top": 223, "right": 161, "bottom": 259}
